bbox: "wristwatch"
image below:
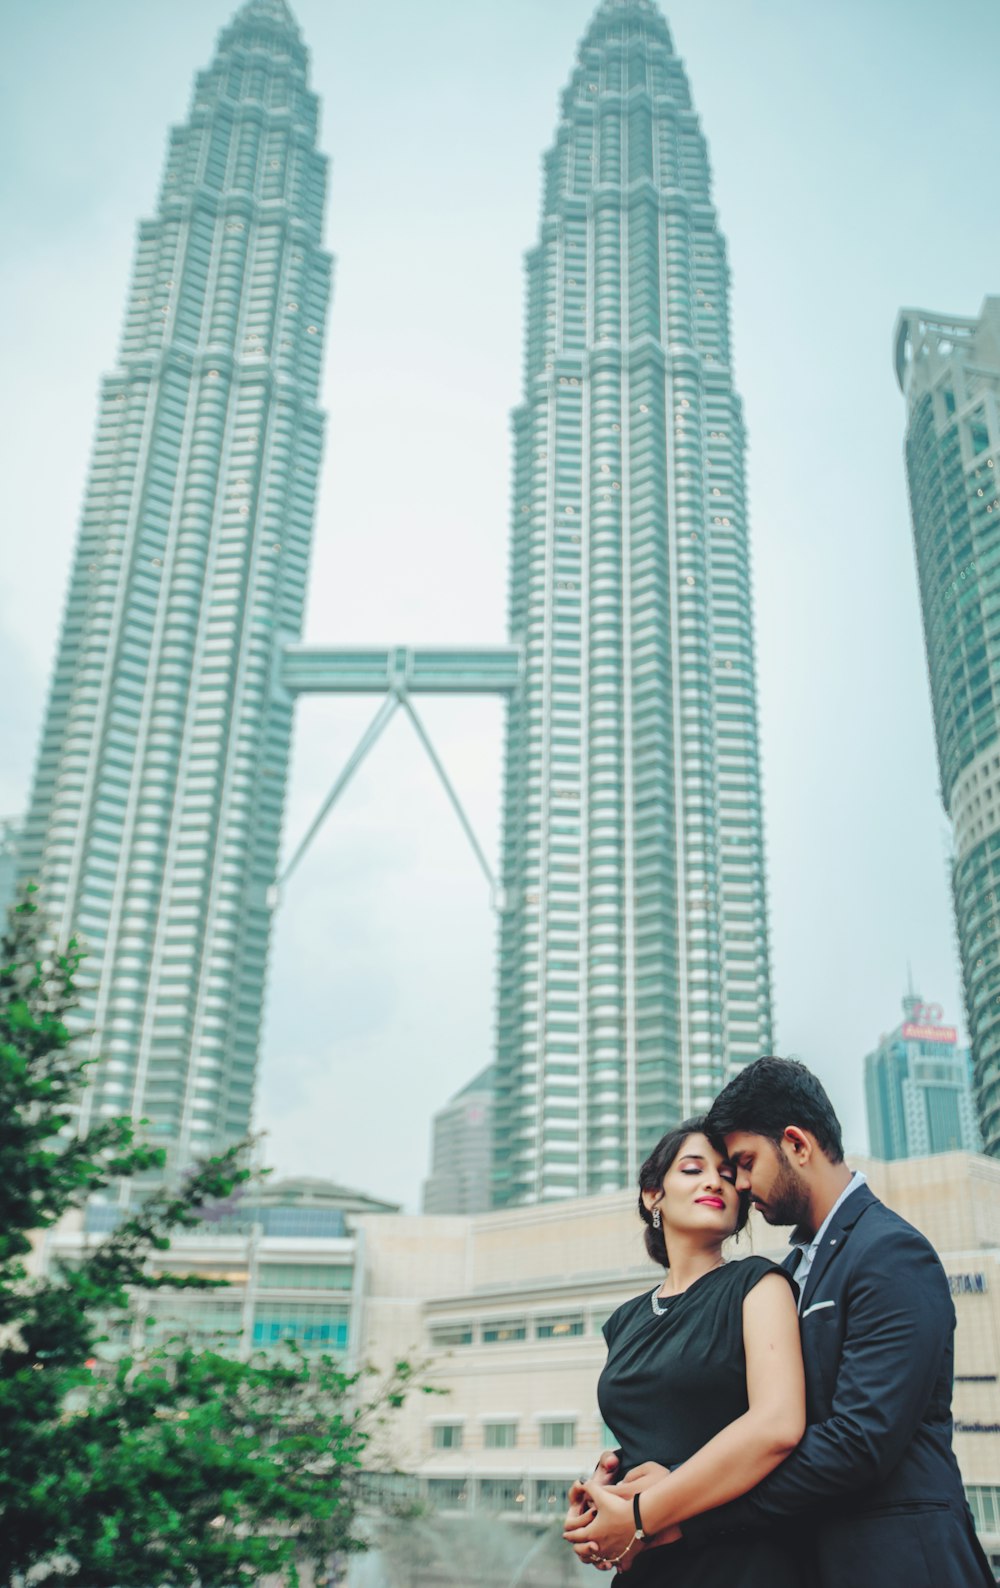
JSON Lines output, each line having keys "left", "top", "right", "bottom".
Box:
{"left": 632, "top": 1493, "right": 646, "bottom": 1541}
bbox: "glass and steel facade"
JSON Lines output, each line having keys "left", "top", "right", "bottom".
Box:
{"left": 20, "top": 0, "right": 331, "bottom": 1171}
{"left": 493, "top": 0, "right": 772, "bottom": 1205}
{"left": 895, "top": 301, "right": 1000, "bottom": 1155}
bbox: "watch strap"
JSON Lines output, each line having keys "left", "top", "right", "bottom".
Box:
{"left": 632, "top": 1491, "right": 645, "bottom": 1540}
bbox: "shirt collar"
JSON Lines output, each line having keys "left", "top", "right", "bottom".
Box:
{"left": 791, "top": 1170, "right": 867, "bottom": 1257}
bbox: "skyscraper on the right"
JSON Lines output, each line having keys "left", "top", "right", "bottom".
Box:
{"left": 895, "top": 300, "right": 1000, "bottom": 1156}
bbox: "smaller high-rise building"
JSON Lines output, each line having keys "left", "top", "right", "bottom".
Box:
{"left": 422, "top": 1067, "right": 494, "bottom": 1215}
{"left": 865, "top": 994, "right": 982, "bottom": 1161}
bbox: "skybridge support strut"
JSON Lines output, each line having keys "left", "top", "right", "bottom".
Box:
{"left": 271, "top": 642, "right": 522, "bottom": 910}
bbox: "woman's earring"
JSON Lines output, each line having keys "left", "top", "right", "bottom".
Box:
{"left": 652, "top": 1206, "right": 661, "bottom": 1230}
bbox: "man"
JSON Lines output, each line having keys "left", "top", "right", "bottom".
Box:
{"left": 570, "top": 1057, "right": 993, "bottom": 1587}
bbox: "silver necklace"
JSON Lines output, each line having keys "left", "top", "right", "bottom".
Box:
{"left": 650, "top": 1287, "right": 678, "bottom": 1316}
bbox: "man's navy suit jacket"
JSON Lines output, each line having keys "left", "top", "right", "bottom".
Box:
{"left": 684, "top": 1183, "right": 993, "bottom": 1587}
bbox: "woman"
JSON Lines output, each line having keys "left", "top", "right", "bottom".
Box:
{"left": 563, "top": 1118, "right": 804, "bottom": 1585}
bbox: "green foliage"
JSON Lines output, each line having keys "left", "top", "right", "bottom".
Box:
{"left": 0, "top": 891, "right": 413, "bottom": 1585}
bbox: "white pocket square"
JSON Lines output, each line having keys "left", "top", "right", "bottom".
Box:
{"left": 802, "top": 1299, "right": 836, "bottom": 1318}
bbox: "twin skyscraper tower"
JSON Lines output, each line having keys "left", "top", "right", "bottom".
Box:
{"left": 21, "top": 0, "right": 773, "bottom": 1205}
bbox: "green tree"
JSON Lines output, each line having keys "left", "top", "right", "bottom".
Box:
{"left": 0, "top": 891, "right": 415, "bottom": 1586}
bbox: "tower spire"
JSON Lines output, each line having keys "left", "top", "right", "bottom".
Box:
{"left": 226, "top": 0, "right": 302, "bottom": 45}
{"left": 234, "top": 0, "right": 297, "bottom": 24}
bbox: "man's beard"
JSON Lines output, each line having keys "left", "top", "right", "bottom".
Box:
{"left": 761, "top": 1154, "right": 813, "bottom": 1241}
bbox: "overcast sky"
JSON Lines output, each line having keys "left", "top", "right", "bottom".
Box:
{"left": 3, "top": 0, "right": 998, "bottom": 1208}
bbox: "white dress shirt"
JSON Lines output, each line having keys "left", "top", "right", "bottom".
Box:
{"left": 790, "top": 1170, "right": 867, "bottom": 1312}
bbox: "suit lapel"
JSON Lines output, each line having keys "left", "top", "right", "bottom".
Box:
{"left": 799, "top": 1182, "right": 877, "bottom": 1314}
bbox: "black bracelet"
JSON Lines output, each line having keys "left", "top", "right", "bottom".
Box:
{"left": 633, "top": 1492, "right": 646, "bottom": 1540}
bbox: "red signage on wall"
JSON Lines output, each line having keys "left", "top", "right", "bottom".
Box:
{"left": 902, "top": 1022, "right": 957, "bottom": 1045}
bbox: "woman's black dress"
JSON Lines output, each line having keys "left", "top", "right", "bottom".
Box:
{"left": 597, "top": 1256, "right": 802, "bottom": 1588}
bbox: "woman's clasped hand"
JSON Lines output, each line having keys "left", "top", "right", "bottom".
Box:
{"left": 564, "top": 1462, "right": 679, "bottom": 1573}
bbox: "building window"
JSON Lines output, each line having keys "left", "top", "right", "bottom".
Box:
{"left": 148, "top": 1297, "right": 243, "bottom": 1344}
{"left": 429, "top": 1323, "right": 473, "bottom": 1347}
{"left": 157, "top": 1262, "right": 248, "bottom": 1284}
{"left": 431, "top": 1423, "right": 464, "bottom": 1451}
{"left": 250, "top": 1305, "right": 349, "bottom": 1352}
{"left": 484, "top": 1421, "right": 518, "bottom": 1449}
{"left": 257, "top": 1262, "right": 352, "bottom": 1290}
{"left": 483, "top": 1320, "right": 526, "bottom": 1343}
{"left": 540, "top": 1420, "right": 576, "bottom": 1448}
{"left": 427, "top": 1478, "right": 468, "bottom": 1508}
{"left": 967, "top": 1485, "right": 1000, "bottom": 1535}
{"left": 535, "top": 1479, "right": 572, "bottom": 1511}
{"left": 256, "top": 1207, "right": 346, "bottom": 1238}
{"left": 537, "top": 1315, "right": 584, "bottom": 1339}
{"left": 359, "top": 1473, "right": 421, "bottom": 1510}
{"left": 479, "top": 1479, "right": 524, "bottom": 1512}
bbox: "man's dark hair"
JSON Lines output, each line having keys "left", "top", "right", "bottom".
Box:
{"left": 704, "top": 1056, "right": 844, "bottom": 1162}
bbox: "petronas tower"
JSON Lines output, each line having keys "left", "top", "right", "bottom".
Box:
{"left": 20, "top": 0, "right": 331, "bottom": 1171}
{"left": 492, "top": 0, "right": 772, "bottom": 1205}
{"left": 21, "top": 0, "right": 770, "bottom": 1204}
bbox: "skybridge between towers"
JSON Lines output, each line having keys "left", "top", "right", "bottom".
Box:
{"left": 272, "top": 642, "right": 523, "bottom": 909}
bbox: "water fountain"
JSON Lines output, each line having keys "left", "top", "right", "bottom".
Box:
{"left": 345, "top": 1513, "right": 594, "bottom": 1588}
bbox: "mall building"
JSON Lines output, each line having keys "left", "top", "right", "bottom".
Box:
{"left": 45, "top": 1152, "right": 1000, "bottom": 1568}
